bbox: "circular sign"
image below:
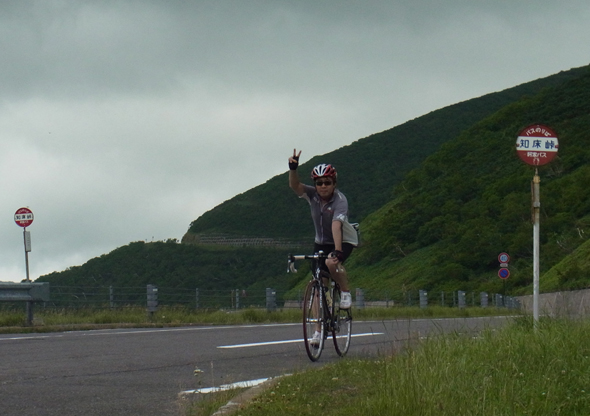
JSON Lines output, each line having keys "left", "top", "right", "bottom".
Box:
{"left": 498, "top": 252, "right": 510, "bottom": 264}
{"left": 498, "top": 268, "right": 510, "bottom": 279}
{"left": 14, "top": 207, "right": 34, "bottom": 228}
{"left": 516, "top": 124, "right": 559, "bottom": 166}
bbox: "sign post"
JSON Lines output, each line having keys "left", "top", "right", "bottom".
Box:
{"left": 14, "top": 207, "right": 34, "bottom": 325}
{"left": 498, "top": 252, "right": 510, "bottom": 301}
{"left": 14, "top": 207, "right": 34, "bottom": 282}
{"left": 516, "top": 125, "right": 559, "bottom": 324}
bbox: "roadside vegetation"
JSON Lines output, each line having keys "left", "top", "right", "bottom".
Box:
{"left": 185, "top": 317, "right": 590, "bottom": 416}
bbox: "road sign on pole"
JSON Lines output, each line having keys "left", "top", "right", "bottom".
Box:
{"left": 516, "top": 124, "right": 559, "bottom": 166}
{"left": 14, "top": 207, "right": 34, "bottom": 228}
{"left": 516, "top": 124, "right": 559, "bottom": 326}
{"left": 14, "top": 207, "right": 35, "bottom": 318}
{"left": 498, "top": 268, "right": 510, "bottom": 279}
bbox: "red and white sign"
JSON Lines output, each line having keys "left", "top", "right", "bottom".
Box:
{"left": 14, "top": 207, "right": 34, "bottom": 228}
{"left": 516, "top": 124, "right": 559, "bottom": 166}
{"left": 498, "top": 252, "right": 510, "bottom": 264}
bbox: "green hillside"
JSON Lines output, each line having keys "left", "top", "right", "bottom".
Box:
{"left": 39, "top": 240, "right": 301, "bottom": 294}
{"left": 38, "top": 64, "right": 590, "bottom": 298}
{"left": 183, "top": 65, "right": 588, "bottom": 242}
{"left": 350, "top": 66, "right": 590, "bottom": 295}
{"left": 542, "top": 238, "right": 590, "bottom": 291}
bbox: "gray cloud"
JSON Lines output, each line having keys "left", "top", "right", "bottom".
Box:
{"left": 0, "top": 0, "right": 589, "bottom": 281}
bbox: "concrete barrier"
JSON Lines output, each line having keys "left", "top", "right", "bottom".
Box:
{"left": 516, "top": 288, "right": 590, "bottom": 318}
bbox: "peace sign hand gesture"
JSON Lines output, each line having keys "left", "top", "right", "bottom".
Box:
{"left": 289, "top": 149, "right": 302, "bottom": 170}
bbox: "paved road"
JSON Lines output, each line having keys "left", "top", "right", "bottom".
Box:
{"left": 0, "top": 316, "right": 510, "bottom": 415}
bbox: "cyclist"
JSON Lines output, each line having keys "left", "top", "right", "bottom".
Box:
{"left": 288, "top": 149, "right": 358, "bottom": 319}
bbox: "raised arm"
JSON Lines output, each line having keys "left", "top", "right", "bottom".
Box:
{"left": 288, "top": 149, "right": 304, "bottom": 196}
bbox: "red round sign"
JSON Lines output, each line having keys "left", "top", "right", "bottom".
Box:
{"left": 14, "top": 207, "right": 34, "bottom": 228}
{"left": 498, "top": 252, "right": 510, "bottom": 264}
{"left": 516, "top": 124, "right": 559, "bottom": 166}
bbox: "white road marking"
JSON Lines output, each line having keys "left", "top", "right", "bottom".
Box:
{"left": 0, "top": 323, "right": 301, "bottom": 342}
{"left": 78, "top": 323, "right": 300, "bottom": 336}
{"left": 180, "top": 377, "right": 274, "bottom": 394}
{"left": 0, "top": 335, "right": 63, "bottom": 341}
{"left": 217, "top": 332, "right": 384, "bottom": 349}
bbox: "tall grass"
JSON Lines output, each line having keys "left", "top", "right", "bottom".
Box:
{"left": 203, "top": 318, "right": 590, "bottom": 416}
{"left": 366, "top": 317, "right": 590, "bottom": 415}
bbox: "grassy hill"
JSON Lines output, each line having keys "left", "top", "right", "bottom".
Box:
{"left": 38, "top": 64, "right": 590, "bottom": 298}
{"left": 540, "top": 238, "right": 590, "bottom": 292}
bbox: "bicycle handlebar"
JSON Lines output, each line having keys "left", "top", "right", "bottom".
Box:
{"left": 287, "top": 252, "right": 329, "bottom": 273}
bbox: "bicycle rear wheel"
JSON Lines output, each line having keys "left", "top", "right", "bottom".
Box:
{"left": 332, "top": 289, "right": 352, "bottom": 356}
{"left": 302, "top": 280, "right": 325, "bottom": 361}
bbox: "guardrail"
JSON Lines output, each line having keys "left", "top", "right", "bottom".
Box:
{"left": 0, "top": 282, "right": 50, "bottom": 302}
{"left": 0, "top": 282, "right": 50, "bottom": 325}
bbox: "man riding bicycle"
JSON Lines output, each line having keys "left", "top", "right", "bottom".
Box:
{"left": 288, "top": 149, "right": 359, "bottom": 311}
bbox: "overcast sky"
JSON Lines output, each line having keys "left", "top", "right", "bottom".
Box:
{"left": 1, "top": 1, "right": 589, "bottom": 283}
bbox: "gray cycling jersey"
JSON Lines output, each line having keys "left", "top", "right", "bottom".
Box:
{"left": 300, "top": 184, "right": 359, "bottom": 246}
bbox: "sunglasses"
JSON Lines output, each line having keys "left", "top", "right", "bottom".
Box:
{"left": 315, "top": 180, "right": 334, "bottom": 187}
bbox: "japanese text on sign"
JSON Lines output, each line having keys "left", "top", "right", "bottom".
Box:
{"left": 15, "top": 213, "right": 33, "bottom": 222}
{"left": 517, "top": 137, "right": 558, "bottom": 151}
{"left": 521, "top": 126, "right": 555, "bottom": 137}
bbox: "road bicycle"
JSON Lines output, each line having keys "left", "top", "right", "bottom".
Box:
{"left": 288, "top": 252, "right": 353, "bottom": 361}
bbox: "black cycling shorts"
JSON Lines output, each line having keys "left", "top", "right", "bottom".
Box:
{"left": 313, "top": 242, "right": 354, "bottom": 273}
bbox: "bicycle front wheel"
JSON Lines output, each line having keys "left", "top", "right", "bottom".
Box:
{"left": 332, "top": 290, "right": 352, "bottom": 356}
{"left": 303, "top": 280, "right": 325, "bottom": 361}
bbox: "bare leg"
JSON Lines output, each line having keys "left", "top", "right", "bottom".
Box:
{"left": 313, "top": 288, "right": 321, "bottom": 332}
{"left": 327, "top": 261, "right": 350, "bottom": 292}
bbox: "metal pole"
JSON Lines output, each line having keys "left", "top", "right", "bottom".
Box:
{"left": 532, "top": 170, "right": 541, "bottom": 324}
{"left": 23, "top": 227, "right": 33, "bottom": 325}
{"left": 26, "top": 301, "right": 33, "bottom": 326}
{"left": 23, "top": 228, "right": 30, "bottom": 282}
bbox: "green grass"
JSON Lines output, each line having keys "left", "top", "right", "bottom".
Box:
{"left": 187, "top": 317, "right": 590, "bottom": 416}
{"left": 179, "top": 388, "right": 247, "bottom": 416}
{"left": 541, "top": 237, "right": 590, "bottom": 292}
